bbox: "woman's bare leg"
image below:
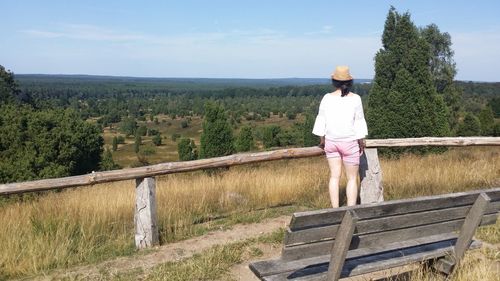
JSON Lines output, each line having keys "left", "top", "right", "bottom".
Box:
{"left": 344, "top": 163, "right": 359, "bottom": 206}
{"left": 327, "top": 158, "right": 343, "bottom": 208}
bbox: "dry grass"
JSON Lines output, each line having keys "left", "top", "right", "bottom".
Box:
{"left": 392, "top": 250, "right": 500, "bottom": 281}
{"left": 0, "top": 147, "right": 498, "bottom": 279}
{"left": 382, "top": 147, "right": 500, "bottom": 200}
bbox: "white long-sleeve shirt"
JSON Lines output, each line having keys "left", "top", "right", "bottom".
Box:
{"left": 312, "top": 92, "right": 368, "bottom": 141}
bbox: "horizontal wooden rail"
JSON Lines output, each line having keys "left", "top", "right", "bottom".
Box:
{"left": 0, "top": 137, "right": 498, "bottom": 195}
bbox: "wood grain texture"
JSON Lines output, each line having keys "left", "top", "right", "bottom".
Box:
{"left": 434, "top": 193, "right": 493, "bottom": 274}
{"left": 326, "top": 210, "right": 358, "bottom": 281}
{"left": 262, "top": 240, "right": 482, "bottom": 281}
{"left": 1, "top": 137, "right": 499, "bottom": 195}
{"left": 284, "top": 201, "right": 500, "bottom": 246}
{"left": 359, "top": 148, "right": 383, "bottom": 204}
{"left": 289, "top": 187, "right": 500, "bottom": 231}
{"left": 281, "top": 214, "right": 497, "bottom": 261}
{"left": 251, "top": 233, "right": 459, "bottom": 278}
{"left": 134, "top": 177, "right": 159, "bottom": 249}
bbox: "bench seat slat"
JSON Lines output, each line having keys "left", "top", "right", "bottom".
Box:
{"left": 290, "top": 188, "right": 500, "bottom": 231}
{"left": 281, "top": 214, "right": 497, "bottom": 261}
{"left": 261, "top": 240, "right": 482, "bottom": 281}
{"left": 250, "top": 232, "right": 458, "bottom": 278}
{"left": 285, "top": 201, "right": 500, "bottom": 246}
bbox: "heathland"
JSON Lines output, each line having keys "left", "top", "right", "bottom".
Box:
{"left": 0, "top": 147, "right": 498, "bottom": 280}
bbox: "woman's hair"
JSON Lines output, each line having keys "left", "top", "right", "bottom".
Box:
{"left": 332, "top": 79, "right": 353, "bottom": 97}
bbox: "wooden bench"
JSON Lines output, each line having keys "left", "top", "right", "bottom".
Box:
{"left": 249, "top": 187, "right": 500, "bottom": 280}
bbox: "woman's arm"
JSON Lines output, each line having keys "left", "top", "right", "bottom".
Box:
{"left": 357, "top": 138, "right": 365, "bottom": 155}
{"left": 319, "top": 136, "right": 325, "bottom": 149}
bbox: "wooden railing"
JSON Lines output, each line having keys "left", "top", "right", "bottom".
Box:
{"left": 1, "top": 137, "right": 499, "bottom": 249}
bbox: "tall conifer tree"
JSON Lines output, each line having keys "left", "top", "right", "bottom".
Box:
{"left": 367, "top": 8, "right": 449, "bottom": 146}
{"left": 199, "top": 102, "right": 234, "bottom": 158}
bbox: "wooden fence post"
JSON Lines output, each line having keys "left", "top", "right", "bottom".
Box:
{"left": 135, "top": 177, "right": 159, "bottom": 249}
{"left": 359, "top": 148, "right": 384, "bottom": 204}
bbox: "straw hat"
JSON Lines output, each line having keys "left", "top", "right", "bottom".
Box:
{"left": 331, "top": 65, "right": 353, "bottom": 81}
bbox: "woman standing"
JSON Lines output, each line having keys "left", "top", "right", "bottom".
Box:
{"left": 312, "top": 66, "right": 368, "bottom": 208}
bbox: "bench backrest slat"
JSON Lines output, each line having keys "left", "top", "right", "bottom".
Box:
{"left": 284, "top": 200, "right": 500, "bottom": 246}
{"left": 289, "top": 188, "right": 500, "bottom": 231}
{"left": 281, "top": 213, "right": 497, "bottom": 260}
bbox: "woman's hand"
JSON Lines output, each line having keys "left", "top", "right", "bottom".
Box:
{"left": 358, "top": 138, "right": 366, "bottom": 155}
{"left": 319, "top": 136, "right": 325, "bottom": 149}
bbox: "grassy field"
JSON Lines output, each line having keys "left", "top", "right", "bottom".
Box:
{"left": 0, "top": 147, "right": 498, "bottom": 279}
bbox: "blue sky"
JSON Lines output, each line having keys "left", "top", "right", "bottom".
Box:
{"left": 1, "top": 1, "right": 500, "bottom": 81}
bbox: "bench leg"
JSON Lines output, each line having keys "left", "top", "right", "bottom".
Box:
{"left": 327, "top": 210, "right": 359, "bottom": 281}
{"left": 434, "top": 192, "right": 490, "bottom": 275}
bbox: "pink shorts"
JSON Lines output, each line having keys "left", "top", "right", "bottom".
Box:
{"left": 324, "top": 139, "right": 360, "bottom": 165}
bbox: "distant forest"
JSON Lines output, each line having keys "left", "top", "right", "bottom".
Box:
{"left": 15, "top": 74, "right": 500, "bottom": 122}
{"left": 15, "top": 75, "right": 372, "bottom": 122}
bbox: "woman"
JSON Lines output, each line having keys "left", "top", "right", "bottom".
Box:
{"left": 312, "top": 66, "right": 368, "bottom": 208}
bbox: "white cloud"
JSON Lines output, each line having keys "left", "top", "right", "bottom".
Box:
{"left": 305, "top": 25, "right": 333, "bottom": 35}
{"left": 21, "top": 24, "right": 144, "bottom": 42}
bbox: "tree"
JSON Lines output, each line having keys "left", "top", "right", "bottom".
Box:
{"left": 134, "top": 135, "right": 141, "bottom": 154}
{"left": 0, "top": 65, "right": 18, "bottom": 105}
{"left": 120, "top": 117, "right": 137, "bottom": 137}
{"left": 112, "top": 136, "right": 118, "bottom": 151}
{"left": 488, "top": 97, "right": 500, "bottom": 118}
{"left": 420, "top": 24, "right": 462, "bottom": 133}
{"left": 493, "top": 122, "right": 500, "bottom": 137}
{"left": 100, "top": 148, "right": 121, "bottom": 171}
{"left": 302, "top": 112, "right": 318, "bottom": 146}
{"left": 171, "top": 133, "right": 180, "bottom": 142}
{"left": 235, "top": 125, "right": 254, "bottom": 152}
{"left": 457, "top": 113, "right": 481, "bottom": 136}
{"left": 478, "top": 106, "right": 495, "bottom": 136}
{"left": 199, "top": 102, "right": 234, "bottom": 158}
{"left": 262, "top": 125, "right": 281, "bottom": 148}
{"left": 177, "top": 138, "right": 198, "bottom": 161}
{"left": 152, "top": 134, "right": 162, "bottom": 146}
{"left": 367, "top": 8, "right": 449, "bottom": 149}
{"left": 136, "top": 125, "right": 148, "bottom": 136}
{"left": 0, "top": 105, "right": 103, "bottom": 183}
{"left": 180, "top": 119, "right": 189, "bottom": 128}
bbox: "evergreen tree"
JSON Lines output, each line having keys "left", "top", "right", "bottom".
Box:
{"left": 478, "top": 106, "right": 495, "bottom": 136}
{"left": 0, "top": 105, "right": 103, "bottom": 183}
{"left": 134, "top": 135, "right": 141, "bottom": 154}
{"left": 488, "top": 97, "right": 500, "bottom": 118}
{"left": 152, "top": 134, "right": 162, "bottom": 146}
{"left": 493, "top": 122, "right": 500, "bottom": 137}
{"left": 457, "top": 113, "right": 481, "bottom": 136}
{"left": 177, "top": 138, "right": 198, "bottom": 161}
{"left": 120, "top": 117, "right": 137, "bottom": 137}
{"left": 302, "top": 112, "right": 318, "bottom": 146}
{"left": 0, "top": 65, "right": 17, "bottom": 105}
{"left": 367, "top": 8, "right": 449, "bottom": 150}
{"left": 199, "top": 102, "right": 234, "bottom": 158}
{"left": 112, "top": 136, "right": 118, "bottom": 151}
{"left": 235, "top": 125, "right": 254, "bottom": 152}
{"left": 100, "top": 148, "right": 121, "bottom": 171}
{"left": 262, "top": 125, "right": 281, "bottom": 148}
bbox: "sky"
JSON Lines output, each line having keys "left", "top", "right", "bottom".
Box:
{"left": 1, "top": 0, "right": 500, "bottom": 81}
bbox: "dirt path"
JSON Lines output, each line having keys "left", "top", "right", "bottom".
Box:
{"left": 23, "top": 216, "right": 290, "bottom": 281}
{"left": 17, "top": 215, "right": 499, "bottom": 281}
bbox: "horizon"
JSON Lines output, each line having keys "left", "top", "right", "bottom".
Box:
{"left": 3, "top": 1, "right": 500, "bottom": 82}
{"left": 14, "top": 73, "right": 498, "bottom": 83}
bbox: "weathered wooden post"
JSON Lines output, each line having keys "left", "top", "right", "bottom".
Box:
{"left": 134, "top": 177, "right": 159, "bottom": 249}
{"left": 359, "top": 148, "right": 384, "bottom": 204}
